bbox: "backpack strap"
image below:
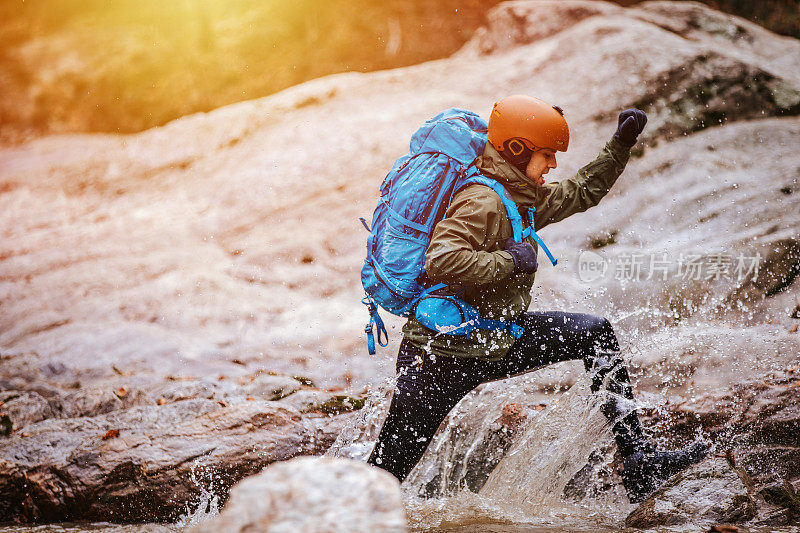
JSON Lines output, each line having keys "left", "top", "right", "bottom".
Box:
{"left": 522, "top": 208, "right": 558, "bottom": 266}
{"left": 461, "top": 175, "right": 557, "bottom": 266}
{"left": 361, "top": 294, "right": 388, "bottom": 355}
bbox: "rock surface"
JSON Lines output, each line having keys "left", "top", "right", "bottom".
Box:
{"left": 1, "top": 0, "right": 800, "bottom": 528}
{"left": 189, "top": 456, "right": 407, "bottom": 533}
{"left": 641, "top": 372, "right": 800, "bottom": 484}
{"left": 0, "top": 391, "right": 56, "bottom": 435}
{"left": 625, "top": 456, "right": 756, "bottom": 528}
{"left": 0, "top": 395, "right": 358, "bottom": 522}
{"left": 1, "top": 0, "right": 799, "bottom": 393}
{"left": 623, "top": 372, "right": 800, "bottom": 528}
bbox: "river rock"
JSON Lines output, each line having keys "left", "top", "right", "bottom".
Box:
{"left": 277, "top": 389, "right": 366, "bottom": 415}
{"left": 625, "top": 456, "right": 756, "bottom": 528}
{"left": 640, "top": 373, "right": 800, "bottom": 484}
{"left": 0, "top": 399, "right": 351, "bottom": 522}
{"left": 189, "top": 456, "right": 406, "bottom": 533}
{"left": 241, "top": 373, "right": 303, "bottom": 401}
{"left": 0, "top": 391, "right": 56, "bottom": 435}
{"left": 58, "top": 383, "right": 152, "bottom": 419}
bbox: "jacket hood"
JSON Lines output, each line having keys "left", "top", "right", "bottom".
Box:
{"left": 474, "top": 143, "right": 540, "bottom": 208}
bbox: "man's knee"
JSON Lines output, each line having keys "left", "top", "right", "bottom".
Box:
{"left": 579, "top": 315, "right": 620, "bottom": 368}
{"left": 585, "top": 315, "right": 619, "bottom": 350}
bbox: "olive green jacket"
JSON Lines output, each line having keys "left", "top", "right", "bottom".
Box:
{"left": 402, "top": 138, "right": 631, "bottom": 360}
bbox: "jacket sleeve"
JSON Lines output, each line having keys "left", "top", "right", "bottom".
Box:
{"left": 424, "top": 186, "right": 515, "bottom": 286}
{"left": 532, "top": 138, "right": 631, "bottom": 231}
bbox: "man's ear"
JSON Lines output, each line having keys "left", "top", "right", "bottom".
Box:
{"left": 499, "top": 139, "right": 532, "bottom": 171}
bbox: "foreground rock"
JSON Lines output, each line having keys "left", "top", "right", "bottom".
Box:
{"left": 1, "top": 0, "right": 799, "bottom": 394}
{"left": 189, "top": 456, "right": 407, "bottom": 533}
{"left": 627, "top": 372, "right": 800, "bottom": 527}
{"left": 625, "top": 456, "right": 756, "bottom": 528}
{"left": 0, "top": 399, "right": 355, "bottom": 522}
{"left": 641, "top": 372, "right": 800, "bottom": 484}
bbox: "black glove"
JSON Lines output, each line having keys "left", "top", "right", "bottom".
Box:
{"left": 613, "top": 109, "right": 648, "bottom": 147}
{"left": 505, "top": 238, "right": 538, "bottom": 274}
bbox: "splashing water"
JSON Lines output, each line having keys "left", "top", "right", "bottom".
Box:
{"left": 403, "top": 374, "right": 545, "bottom": 499}
{"left": 478, "top": 376, "right": 629, "bottom": 522}
{"left": 329, "top": 364, "right": 638, "bottom": 531}
{"left": 324, "top": 377, "right": 396, "bottom": 461}
{"left": 174, "top": 464, "right": 221, "bottom": 528}
{"left": 402, "top": 371, "right": 636, "bottom": 531}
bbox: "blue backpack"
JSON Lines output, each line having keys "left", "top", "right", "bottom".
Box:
{"left": 359, "top": 108, "right": 557, "bottom": 354}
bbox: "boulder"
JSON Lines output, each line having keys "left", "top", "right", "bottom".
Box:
{"left": 640, "top": 373, "right": 800, "bottom": 484}
{"left": 0, "top": 391, "right": 56, "bottom": 435}
{"left": 0, "top": 399, "right": 350, "bottom": 522}
{"left": 189, "top": 456, "right": 407, "bottom": 533}
{"left": 625, "top": 456, "right": 756, "bottom": 528}
{"left": 464, "top": 0, "right": 622, "bottom": 55}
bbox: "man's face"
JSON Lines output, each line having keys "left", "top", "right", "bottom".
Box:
{"left": 524, "top": 148, "right": 557, "bottom": 186}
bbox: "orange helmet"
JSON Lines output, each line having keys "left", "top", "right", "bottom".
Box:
{"left": 487, "top": 95, "right": 570, "bottom": 158}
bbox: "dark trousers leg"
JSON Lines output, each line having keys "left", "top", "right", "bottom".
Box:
{"left": 501, "top": 312, "right": 645, "bottom": 456}
{"left": 366, "top": 340, "right": 484, "bottom": 482}
{"left": 368, "top": 311, "right": 646, "bottom": 482}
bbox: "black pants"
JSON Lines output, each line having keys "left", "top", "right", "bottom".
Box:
{"left": 367, "top": 311, "right": 643, "bottom": 482}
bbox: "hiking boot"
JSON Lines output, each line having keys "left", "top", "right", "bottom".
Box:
{"left": 621, "top": 439, "right": 710, "bottom": 503}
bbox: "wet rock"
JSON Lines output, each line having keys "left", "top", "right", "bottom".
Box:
{"left": 155, "top": 378, "right": 237, "bottom": 404}
{"left": 631, "top": 1, "right": 771, "bottom": 45}
{"left": 0, "top": 399, "right": 349, "bottom": 522}
{"left": 240, "top": 373, "right": 302, "bottom": 401}
{"left": 625, "top": 456, "right": 756, "bottom": 528}
{"left": 563, "top": 445, "right": 619, "bottom": 502}
{"left": 640, "top": 374, "right": 800, "bottom": 484}
{"left": 626, "top": 52, "right": 800, "bottom": 142}
{"left": 58, "top": 386, "right": 145, "bottom": 418}
{"left": 278, "top": 389, "right": 366, "bottom": 415}
{"left": 734, "top": 447, "right": 800, "bottom": 485}
{"left": 727, "top": 238, "right": 800, "bottom": 303}
{"left": 465, "top": 0, "right": 621, "bottom": 55}
{"left": 0, "top": 391, "right": 56, "bottom": 435}
{"left": 466, "top": 0, "right": 800, "bottom": 145}
{"left": 759, "top": 479, "right": 800, "bottom": 520}
{"left": 189, "top": 456, "right": 406, "bottom": 533}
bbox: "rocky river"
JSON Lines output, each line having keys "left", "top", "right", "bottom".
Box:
{"left": 1, "top": 0, "right": 799, "bottom": 531}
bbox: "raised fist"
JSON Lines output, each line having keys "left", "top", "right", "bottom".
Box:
{"left": 613, "top": 109, "right": 648, "bottom": 147}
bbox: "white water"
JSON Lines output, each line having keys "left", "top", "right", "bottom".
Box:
{"left": 325, "top": 363, "right": 642, "bottom": 531}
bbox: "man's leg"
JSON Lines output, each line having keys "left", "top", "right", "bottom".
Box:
{"left": 471, "top": 311, "right": 645, "bottom": 453}
{"left": 487, "top": 311, "right": 707, "bottom": 502}
{"left": 368, "top": 313, "right": 706, "bottom": 498}
{"left": 368, "top": 312, "right": 639, "bottom": 482}
{"left": 367, "top": 339, "right": 484, "bottom": 482}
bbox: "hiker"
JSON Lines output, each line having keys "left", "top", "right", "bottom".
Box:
{"left": 365, "top": 95, "right": 708, "bottom": 503}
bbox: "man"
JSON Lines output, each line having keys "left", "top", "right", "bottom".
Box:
{"left": 366, "top": 95, "right": 708, "bottom": 503}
